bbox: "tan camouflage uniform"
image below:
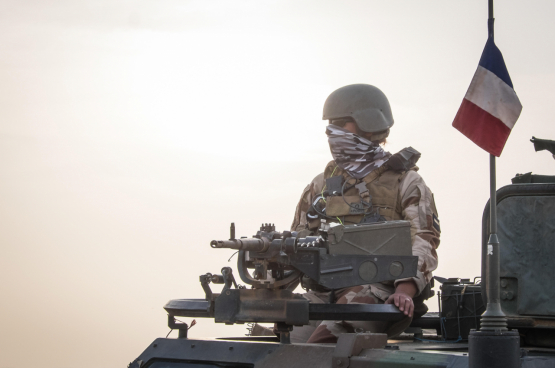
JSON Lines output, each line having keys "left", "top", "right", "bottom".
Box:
{"left": 290, "top": 160, "right": 440, "bottom": 344}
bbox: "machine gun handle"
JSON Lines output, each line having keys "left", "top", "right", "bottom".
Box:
{"left": 230, "top": 222, "right": 235, "bottom": 240}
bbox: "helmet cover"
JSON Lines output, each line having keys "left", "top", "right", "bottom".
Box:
{"left": 322, "top": 84, "right": 394, "bottom": 133}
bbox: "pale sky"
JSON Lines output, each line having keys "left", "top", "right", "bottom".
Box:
{"left": 1, "top": 1, "right": 554, "bottom": 367}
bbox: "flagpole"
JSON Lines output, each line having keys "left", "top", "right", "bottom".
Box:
{"left": 468, "top": 2, "right": 520, "bottom": 367}
{"left": 479, "top": 0, "right": 508, "bottom": 333}
{"left": 488, "top": 0, "right": 493, "bottom": 23}
{"left": 479, "top": 154, "right": 509, "bottom": 330}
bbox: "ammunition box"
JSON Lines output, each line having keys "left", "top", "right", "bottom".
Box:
{"left": 440, "top": 281, "right": 485, "bottom": 340}
{"left": 327, "top": 221, "right": 412, "bottom": 256}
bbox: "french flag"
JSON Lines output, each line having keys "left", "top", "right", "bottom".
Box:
{"left": 452, "top": 35, "right": 522, "bottom": 157}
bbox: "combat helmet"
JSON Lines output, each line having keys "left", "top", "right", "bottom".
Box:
{"left": 323, "top": 84, "right": 394, "bottom": 140}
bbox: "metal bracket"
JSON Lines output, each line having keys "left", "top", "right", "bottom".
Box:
{"left": 221, "top": 267, "right": 237, "bottom": 292}
{"left": 274, "top": 322, "right": 293, "bottom": 344}
{"left": 199, "top": 274, "right": 213, "bottom": 300}
{"left": 214, "top": 288, "right": 309, "bottom": 325}
{"left": 332, "top": 333, "right": 387, "bottom": 368}
{"left": 167, "top": 315, "right": 189, "bottom": 339}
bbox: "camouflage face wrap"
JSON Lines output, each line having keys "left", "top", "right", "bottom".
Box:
{"left": 326, "top": 125, "right": 391, "bottom": 179}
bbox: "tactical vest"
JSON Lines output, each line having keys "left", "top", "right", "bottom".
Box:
{"left": 307, "top": 161, "right": 414, "bottom": 229}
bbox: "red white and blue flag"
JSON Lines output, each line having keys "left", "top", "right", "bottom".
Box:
{"left": 452, "top": 36, "right": 522, "bottom": 156}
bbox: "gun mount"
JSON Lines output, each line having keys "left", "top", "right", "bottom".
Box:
{"left": 164, "top": 221, "right": 418, "bottom": 343}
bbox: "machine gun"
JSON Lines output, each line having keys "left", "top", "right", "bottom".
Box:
{"left": 531, "top": 136, "right": 555, "bottom": 158}
{"left": 512, "top": 137, "right": 555, "bottom": 184}
{"left": 165, "top": 221, "right": 418, "bottom": 343}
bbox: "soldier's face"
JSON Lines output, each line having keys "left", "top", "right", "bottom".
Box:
{"left": 343, "top": 122, "right": 373, "bottom": 140}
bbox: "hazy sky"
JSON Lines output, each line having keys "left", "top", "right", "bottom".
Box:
{"left": 1, "top": 1, "right": 554, "bottom": 367}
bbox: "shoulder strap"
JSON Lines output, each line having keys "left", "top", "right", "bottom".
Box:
{"left": 387, "top": 147, "right": 421, "bottom": 172}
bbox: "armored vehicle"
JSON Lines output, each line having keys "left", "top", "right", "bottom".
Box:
{"left": 129, "top": 137, "right": 555, "bottom": 368}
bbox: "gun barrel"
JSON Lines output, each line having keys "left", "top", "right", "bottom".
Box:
{"left": 210, "top": 238, "right": 267, "bottom": 252}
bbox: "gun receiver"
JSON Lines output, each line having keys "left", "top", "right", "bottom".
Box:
{"left": 210, "top": 221, "right": 417, "bottom": 289}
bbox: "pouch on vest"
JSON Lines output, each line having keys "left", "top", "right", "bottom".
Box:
{"left": 325, "top": 195, "right": 368, "bottom": 216}
{"left": 325, "top": 175, "right": 344, "bottom": 196}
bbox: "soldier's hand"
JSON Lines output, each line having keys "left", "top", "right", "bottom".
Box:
{"left": 385, "top": 292, "right": 414, "bottom": 318}
{"left": 385, "top": 280, "right": 418, "bottom": 318}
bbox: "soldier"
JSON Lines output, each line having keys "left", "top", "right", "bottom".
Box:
{"left": 290, "top": 84, "right": 441, "bottom": 343}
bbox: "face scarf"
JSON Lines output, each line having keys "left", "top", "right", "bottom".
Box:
{"left": 326, "top": 124, "right": 391, "bottom": 179}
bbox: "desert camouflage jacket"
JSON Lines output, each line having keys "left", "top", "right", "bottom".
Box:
{"left": 291, "top": 160, "right": 440, "bottom": 296}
